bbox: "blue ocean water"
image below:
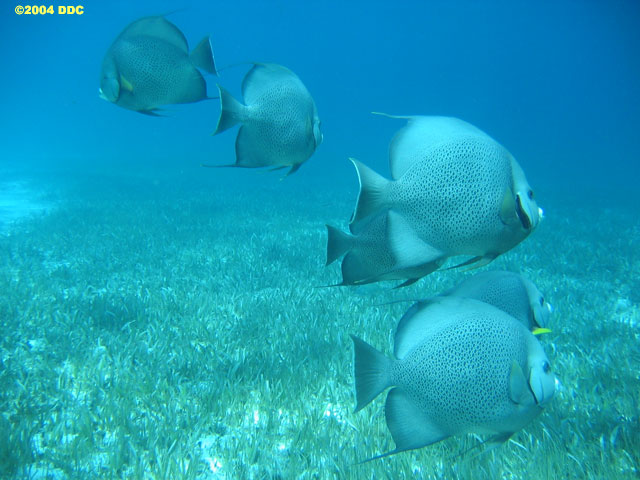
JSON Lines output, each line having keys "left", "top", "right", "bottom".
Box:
{"left": 1, "top": 1, "right": 639, "bottom": 478}
{"left": 1, "top": 1, "right": 639, "bottom": 198}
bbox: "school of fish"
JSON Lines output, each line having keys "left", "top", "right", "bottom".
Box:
{"left": 99, "top": 14, "right": 557, "bottom": 461}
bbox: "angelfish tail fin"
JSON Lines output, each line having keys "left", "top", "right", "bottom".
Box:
{"left": 190, "top": 36, "right": 217, "bottom": 75}
{"left": 213, "top": 85, "right": 245, "bottom": 135}
{"left": 349, "top": 158, "right": 390, "bottom": 228}
{"left": 351, "top": 335, "right": 393, "bottom": 412}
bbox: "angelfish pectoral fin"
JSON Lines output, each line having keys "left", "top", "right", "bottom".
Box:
{"left": 509, "top": 360, "right": 535, "bottom": 406}
{"left": 515, "top": 194, "right": 532, "bottom": 230}
{"left": 119, "top": 74, "right": 134, "bottom": 92}
{"left": 499, "top": 188, "right": 519, "bottom": 227}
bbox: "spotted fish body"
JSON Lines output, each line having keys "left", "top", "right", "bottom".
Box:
{"left": 352, "top": 296, "right": 556, "bottom": 459}
{"left": 443, "top": 270, "right": 552, "bottom": 330}
{"left": 326, "top": 211, "right": 442, "bottom": 286}
{"left": 99, "top": 16, "right": 216, "bottom": 114}
{"left": 211, "top": 63, "right": 322, "bottom": 175}
{"left": 347, "top": 115, "right": 541, "bottom": 281}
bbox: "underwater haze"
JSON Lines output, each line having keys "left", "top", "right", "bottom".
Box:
{"left": 1, "top": 1, "right": 639, "bottom": 479}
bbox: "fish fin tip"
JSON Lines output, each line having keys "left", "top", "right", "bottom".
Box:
{"left": 285, "top": 163, "right": 303, "bottom": 176}
{"left": 138, "top": 109, "right": 164, "bottom": 117}
{"left": 393, "top": 278, "right": 421, "bottom": 289}
{"left": 200, "top": 163, "right": 235, "bottom": 169}
{"left": 358, "top": 448, "right": 402, "bottom": 463}
{"left": 446, "top": 255, "right": 496, "bottom": 271}
{"left": 450, "top": 432, "right": 512, "bottom": 462}
{"left": 314, "top": 282, "right": 345, "bottom": 288}
{"left": 371, "top": 111, "right": 412, "bottom": 119}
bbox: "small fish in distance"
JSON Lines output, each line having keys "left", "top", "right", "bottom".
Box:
{"left": 99, "top": 15, "right": 217, "bottom": 115}
{"left": 205, "top": 63, "right": 322, "bottom": 176}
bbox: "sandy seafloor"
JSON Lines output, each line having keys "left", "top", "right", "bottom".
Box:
{"left": 0, "top": 165, "right": 638, "bottom": 480}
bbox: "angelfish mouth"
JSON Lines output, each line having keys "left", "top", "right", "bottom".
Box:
{"left": 515, "top": 195, "right": 532, "bottom": 230}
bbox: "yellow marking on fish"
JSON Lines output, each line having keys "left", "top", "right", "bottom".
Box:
{"left": 120, "top": 74, "right": 134, "bottom": 92}
{"left": 532, "top": 327, "right": 552, "bottom": 336}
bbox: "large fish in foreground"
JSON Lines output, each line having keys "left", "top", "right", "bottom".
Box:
{"left": 99, "top": 16, "right": 217, "bottom": 115}
{"left": 336, "top": 115, "right": 542, "bottom": 285}
{"left": 207, "top": 63, "right": 322, "bottom": 175}
{"left": 352, "top": 296, "right": 556, "bottom": 460}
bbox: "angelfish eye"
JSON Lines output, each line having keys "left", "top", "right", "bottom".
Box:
{"left": 528, "top": 189, "right": 534, "bottom": 200}
{"left": 539, "top": 297, "right": 545, "bottom": 306}
{"left": 543, "top": 361, "right": 551, "bottom": 373}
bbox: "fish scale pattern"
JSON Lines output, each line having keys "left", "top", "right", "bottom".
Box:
{"left": 390, "top": 136, "right": 512, "bottom": 254}
{"left": 111, "top": 36, "right": 205, "bottom": 110}
{"left": 392, "top": 314, "right": 528, "bottom": 434}
{"left": 250, "top": 83, "right": 315, "bottom": 163}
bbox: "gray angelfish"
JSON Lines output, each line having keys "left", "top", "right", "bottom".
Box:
{"left": 207, "top": 63, "right": 322, "bottom": 175}
{"left": 326, "top": 211, "right": 443, "bottom": 287}
{"left": 348, "top": 115, "right": 542, "bottom": 276}
{"left": 99, "top": 15, "right": 216, "bottom": 115}
{"left": 443, "top": 270, "right": 552, "bottom": 331}
{"left": 352, "top": 296, "right": 556, "bottom": 460}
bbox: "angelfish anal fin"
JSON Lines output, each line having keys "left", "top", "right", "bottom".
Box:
{"left": 385, "top": 388, "right": 448, "bottom": 453}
